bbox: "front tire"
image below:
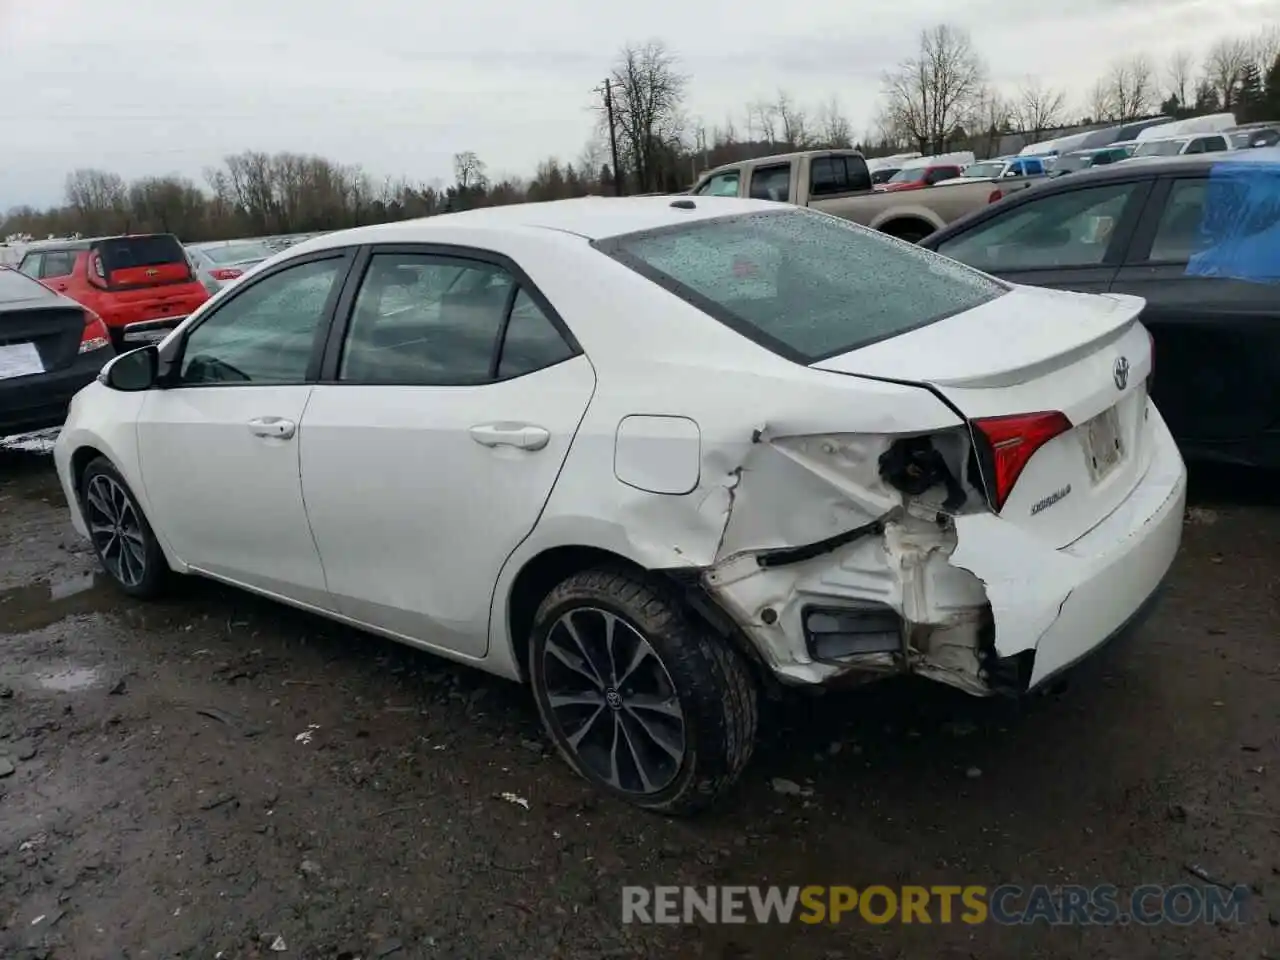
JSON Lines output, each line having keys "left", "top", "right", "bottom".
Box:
{"left": 80, "top": 457, "right": 168, "bottom": 598}
{"left": 529, "top": 567, "right": 758, "bottom": 815}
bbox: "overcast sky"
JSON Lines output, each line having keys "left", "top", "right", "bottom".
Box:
{"left": 0, "top": 0, "right": 1274, "bottom": 209}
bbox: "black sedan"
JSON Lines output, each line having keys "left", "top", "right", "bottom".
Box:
{"left": 920, "top": 152, "right": 1280, "bottom": 470}
{"left": 0, "top": 266, "right": 115, "bottom": 437}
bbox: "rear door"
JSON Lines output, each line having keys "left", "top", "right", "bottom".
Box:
{"left": 38, "top": 250, "right": 78, "bottom": 294}
{"left": 929, "top": 178, "right": 1152, "bottom": 293}
{"left": 299, "top": 245, "right": 595, "bottom": 658}
{"left": 1109, "top": 174, "right": 1280, "bottom": 457}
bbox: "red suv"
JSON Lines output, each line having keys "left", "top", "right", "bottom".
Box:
{"left": 18, "top": 234, "right": 209, "bottom": 349}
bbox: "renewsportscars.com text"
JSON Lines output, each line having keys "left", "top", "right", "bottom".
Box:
{"left": 621, "top": 883, "right": 1250, "bottom": 926}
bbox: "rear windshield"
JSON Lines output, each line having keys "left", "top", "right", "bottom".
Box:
{"left": 887, "top": 167, "right": 926, "bottom": 183}
{"left": 1134, "top": 140, "right": 1185, "bottom": 158}
{"left": 204, "top": 242, "right": 273, "bottom": 264}
{"left": 97, "top": 235, "right": 188, "bottom": 271}
{"left": 597, "top": 209, "right": 1006, "bottom": 362}
{"left": 962, "top": 161, "right": 1005, "bottom": 179}
{"left": 0, "top": 267, "right": 56, "bottom": 304}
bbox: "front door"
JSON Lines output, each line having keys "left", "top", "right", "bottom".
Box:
{"left": 300, "top": 248, "right": 595, "bottom": 658}
{"left": 136, "top": 251, "right": 353, "bottom": 608}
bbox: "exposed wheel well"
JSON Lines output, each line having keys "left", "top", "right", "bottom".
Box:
{"left": 877, "top": 217, "right": 938, "bottom": 243}
{"left": 70, "top": 445, "right": 108, "bottom": 497}
{"left": 505, "top": 545, "right": 776, "bottom": 693}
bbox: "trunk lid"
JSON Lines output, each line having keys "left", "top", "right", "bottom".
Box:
{"left": 813, "top": 285, "right": 1155, "bottom": 548}
{"left": 0, "top": 303, "right": 86, "bottom": 373}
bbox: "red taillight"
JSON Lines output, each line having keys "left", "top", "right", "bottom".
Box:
{"left": 988, "top": 189, "right": 1003, "bottom": 204}
{"left": 209, "top": 268, "right": 243, "bottom": 281}
{"left": 972, "top": 411, "right": 1073, "bottom": 512}
{"left": 79, "top": 310, "right": 111, "bottom": 354}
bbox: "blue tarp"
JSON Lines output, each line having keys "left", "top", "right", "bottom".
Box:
{"left": 1186, "top": 149, "right": 1280, "bottom": 284}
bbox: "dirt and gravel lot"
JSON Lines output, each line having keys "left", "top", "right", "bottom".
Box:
{"left": 1, "top": 434, "right": 1277, "bottom": 960}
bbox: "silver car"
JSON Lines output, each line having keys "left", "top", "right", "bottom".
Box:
{"left": 186, "top": 240, "right": 276, "bottom": 294}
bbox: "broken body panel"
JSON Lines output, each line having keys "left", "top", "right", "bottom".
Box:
{"left": 488, "top": 240, "right": 1184, "bottom": 697}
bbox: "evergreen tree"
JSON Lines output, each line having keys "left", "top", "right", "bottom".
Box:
{"left": 1237, "top": 61, "right": 1265, "bottom": 122}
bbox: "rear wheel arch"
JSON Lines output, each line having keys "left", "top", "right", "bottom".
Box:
{"left": 506, "top": 545, "right": 647, "bottom": 683}
{"left": 876, "top": 216, "right": 940, "bottom": 243}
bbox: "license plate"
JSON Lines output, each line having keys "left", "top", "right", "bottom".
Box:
{"left": 1083, "top": 407, "right": 1123, "bottom": 481}
{"left": 0, "top": 342, "right": 44, "bottom": 380}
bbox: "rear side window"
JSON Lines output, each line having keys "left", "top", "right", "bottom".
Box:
{"left": 339, "top": 253, "right": 574, "bottom": 385}
{"left": 41, "top": 251, "right": 76, "bottom": 278}
{"left": 749, "top": 164, "right": 791, "bottom": 202}
{"left": 18, "top": 254, "right": 41, "bottom": 278}
{"left": 598, "top": 209, "right": 1005, "bottom": 363}
{"left": 809, "top": 157, "right": 871, "bottom": 197}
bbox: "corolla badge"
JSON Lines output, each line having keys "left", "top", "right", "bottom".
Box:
{"left": 1113, "top": 355, "right": 1130, "bottom": 390}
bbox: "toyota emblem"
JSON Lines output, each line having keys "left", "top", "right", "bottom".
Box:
{"left": 1113, "top": 356, "right": 1130, "bottom": 390}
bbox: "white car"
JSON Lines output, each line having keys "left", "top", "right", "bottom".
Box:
{"left": 53, "top": 197, "right": 1187, "bottom": 814}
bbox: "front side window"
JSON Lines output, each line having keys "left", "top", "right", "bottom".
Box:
{"left": 18, "top": 253, "right": 42, "bottom": 278}
{"left": 935, "top": 182, "right": 1140, "bottom": 272}
{"left": 178, "top": 257, "right": 343, "bottom": 385}
{"left": 696, "top": 171, "right": 740, "bottom": 197}
{"left": 600, "top": 209, "right": 1004, "bottom": 363}
{"left": 748, "top": 164, "right": 791, "bottom": 202}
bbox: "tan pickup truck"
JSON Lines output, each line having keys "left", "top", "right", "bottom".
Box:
{"left": 690, "top": 149, "right": 1040, "bottom": 243}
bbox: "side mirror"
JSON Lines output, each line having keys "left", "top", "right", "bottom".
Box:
{"left": 99, "top": 345, "right": 159, "bottom": 391}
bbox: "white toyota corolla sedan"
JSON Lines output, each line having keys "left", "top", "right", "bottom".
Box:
{"left": 54, "top": 197, "right": 1186, "bottom": 814}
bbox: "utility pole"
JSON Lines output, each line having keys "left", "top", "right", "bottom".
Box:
{"left": 603, "top": 78, "right": 624, "bottom": 197}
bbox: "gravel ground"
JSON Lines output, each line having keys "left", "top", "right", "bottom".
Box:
{"left": 1, "top": 435, "right": 1277, "bottom": 959}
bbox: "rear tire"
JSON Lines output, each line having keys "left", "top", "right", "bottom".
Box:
{"left": 528, "top": 566, "right": 758, "bottom": 815}
{"left": 80, "top": 457, "right": 169, "bottom": 599}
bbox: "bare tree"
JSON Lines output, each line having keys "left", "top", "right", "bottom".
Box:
{"left": 746, "top": 99, "right": 778, "bottom": 143}
{"left": 815, "top": 96, "right": 852, "bottom": 148}
{"left": 1164, "top": 49, "right": 1195, "bottom": 109}
{"left": 773, "top": 90, "right": 809, "bottom": 148}
{"left": 1251, "top": 25, "right": 1280, "bottom": 72}
{"left": 64, "top": 169, "right": 128, "bottom": 234}
{"left": 1086, "top": 78, "right": 1114, "bottom": 122}
{"left": 1097, "top": 54, "right": 1156, "bottom": 121}
{"left": 880, "top": 25, "right": 988, "bottom": 154}
{"left": 606, "top": 40, "right": 688, "bottom": 193}
{"left": 971, "top": 87, "right": 1012, "bottom": 156}
{"left": 452, "top": 151, "right": 487, "bottom": 191}
{"left": 1204, "top": 36, "right": 1252, "bottom": 109}
{"left": 1012, "top": 77, "right": 1067, "bottom": 138}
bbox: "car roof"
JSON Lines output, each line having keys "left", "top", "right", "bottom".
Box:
{"left": 22, "top": 233, "right": 179, "bottom": 254}
{"left": 289, "top": 196, "right": 785, "bottom": 252}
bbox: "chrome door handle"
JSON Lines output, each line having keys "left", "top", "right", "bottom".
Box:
{"left": 469, "top": 422, "right": 550, "bottom": 451}
{"left": 247, "top": 417, "right": 296, "bottom": 440}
